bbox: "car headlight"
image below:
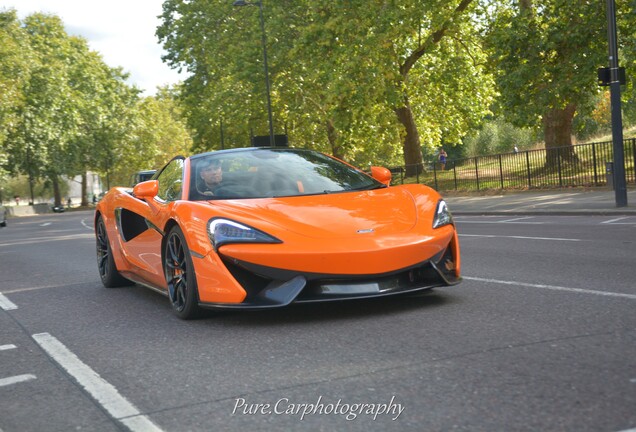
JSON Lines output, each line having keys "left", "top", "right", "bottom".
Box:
{"left": 432, "top": 199, "right": 453, "bottom": 229}
{"left": 208, "top": 218, "right": 281, "bottom": 250}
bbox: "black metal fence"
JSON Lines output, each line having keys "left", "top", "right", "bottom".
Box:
{"left": 392, "top": 138, "right": 636, "bottom": 192}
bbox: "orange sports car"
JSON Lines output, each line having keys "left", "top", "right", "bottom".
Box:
{"left": 95, "top": 147, "right": 460, "bottom": 319}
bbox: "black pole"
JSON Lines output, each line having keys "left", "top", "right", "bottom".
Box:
{"left": 432, "top": 163, "right": 437, "bottom": 190}
{"left": 257, "top": 2, "right": 275, "bottom": 147}
{"left": 106, "top": 151, "right": 111, "bottom": 191}
{"left": 606, "top": 0, "right": 628, "bottom": 207}
{"left": 592, "top": 141, "right": 598, "bottom": 184}
{"left": 526, "top": 151, "right": 531, "bottom": 188}
{"left": 220, "top": 117, "right": 225, "bottom": 150}
{"left": 498, "top": 154, "right": 504, "bottom": 189}
{"left": 26, "top": 144, "right": 35, "bottom": 205}
{"left": 474, "top": 157, "right": 480, "bottom": 191}
{"left": 632, "top": 138, "right": 636, "bottom": 183}
{"left": 233, "top": 0, "right": 275, "bottom": 146}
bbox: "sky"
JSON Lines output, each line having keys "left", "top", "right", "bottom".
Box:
{"left": 0, "top": 0, "right": 185, "bottom": 95}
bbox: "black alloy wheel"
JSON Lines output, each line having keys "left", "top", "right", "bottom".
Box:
{"left": 96, "top": 217, "right": 131, "bottom": 287}
{"left": 164, "top": 226, "right": 201, "bottom": 319}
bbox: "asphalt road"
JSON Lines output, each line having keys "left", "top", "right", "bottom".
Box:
{"left": 1, "top": 210, "right": 635, "bottom": 432}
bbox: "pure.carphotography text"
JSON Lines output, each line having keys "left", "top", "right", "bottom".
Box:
{"left": 231, "top": 395, "right": 405, "bottom": 421}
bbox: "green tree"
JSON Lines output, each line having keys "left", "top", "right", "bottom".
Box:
{"left": 124, "top": 87, "right": 193, "bottom": 179}
{"left": 54, "top": 34, "right": 141, "bottom": 204}
{"left": 4, "top": 13, "right": 83, "bottom": 205}
{"left": 158, "top": 1, "right": 494, "bottom": 171}
{"left": 1, "top": 11, "right": 194, "bottom": 202}
{"left": 272, "top": 2, "right": 494, "bottom": 168}
{"left": 619, "top": 1, "right": 636, "bottom": 127}
{"left": 68, "top": 46, "right": 140, "bottom": 195}
{"left": 487, "top": 0, "right": 635, "bottom": 166}
{"left": 1, "top": 12, "right": 143, "bottom": 204}
{"left": 0, "top": 10, "right": 33, "bottom": 190}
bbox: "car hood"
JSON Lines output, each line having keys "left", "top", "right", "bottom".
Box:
{"left": 208, "top": 187, "right": 421, "bottom": 240}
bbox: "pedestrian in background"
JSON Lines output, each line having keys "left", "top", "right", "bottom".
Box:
{"left": 438, "top": 148, "right": 448, "bottom": 171}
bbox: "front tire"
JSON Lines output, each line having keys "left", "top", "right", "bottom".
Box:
{"left": 164, "top": 226, "right": 201, "bottom": 320}
{"left": 96, "top": 217, "right": 132, "bottom": 287}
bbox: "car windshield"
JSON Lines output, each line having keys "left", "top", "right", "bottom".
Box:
{"left": 189, "top": 148, "right": 383, "bottom": 201}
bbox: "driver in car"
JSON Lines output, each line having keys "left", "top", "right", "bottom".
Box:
{"left": 197, "top": 158, "right": 223, "bottom": 196}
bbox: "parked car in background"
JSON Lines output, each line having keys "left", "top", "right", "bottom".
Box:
{"left": 130, "top": 170, "right": 157, "bottom": 186}
{"left": 0, "top": 205, "right": 6, "bottom": 227}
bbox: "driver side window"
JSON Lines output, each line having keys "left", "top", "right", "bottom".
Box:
{"left": 156, "top": 158, "right": 184, "bottom": 202}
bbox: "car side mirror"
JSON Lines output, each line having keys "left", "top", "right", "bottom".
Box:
{"left": 370, "top": 166, "right": 391, "bottom": 186}
{"left": 133, "top": 180, "right": 159, "bottom": 199}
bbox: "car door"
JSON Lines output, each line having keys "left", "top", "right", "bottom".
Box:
{"left": 118, "top": 158, "right": 184, "bottom": 289}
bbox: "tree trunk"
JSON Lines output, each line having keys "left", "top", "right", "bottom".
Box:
{"left": 326, "top": 119, "right": 343, "bottom": 159}
{"left": 81, "top": 172, "right": 88, "bottom": 207}
{"left": 519, "top": 0, "right": 533, "bottom": 12}
{"left": 542, "top": 104, "right": 578, "bottom": 167}
{"left": 395, "top": 98, "right": 423, "bottom": 177}
{"left": 52, "top": 176, "right": 62, "bottom": 207}
{"left": 394, "top": 0, "right": 473, "bottom": 177}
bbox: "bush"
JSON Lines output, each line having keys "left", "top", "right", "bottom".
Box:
{"left": 463, "top": 118, "right": 538, "bottom": 156}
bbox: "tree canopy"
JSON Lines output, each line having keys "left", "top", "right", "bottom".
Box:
{"left": 0, "top": 10, "right": 192, "bottom": 203}
{"left": 2, "top": 1, "right": 635, "bottom": 202}
{"left": 158, "top": 0, "right": 496, "bottom": 170}
{"left": 487, "top": 0, "right": 635, "bottom": 163}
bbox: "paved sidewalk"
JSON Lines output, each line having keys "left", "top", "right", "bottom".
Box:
{"left": 443, "top": 188, "right": 636, "bottom": 215}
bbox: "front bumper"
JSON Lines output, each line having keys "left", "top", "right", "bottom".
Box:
{"left": 197, "top": 241, "right": 460, "bottom": 310}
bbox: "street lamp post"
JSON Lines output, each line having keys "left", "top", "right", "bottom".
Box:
{"left": 605, "top": 0, "right": 628, "bottom": 207}
{"left": 233, "top": 0, "right": 275, "bottom": 147}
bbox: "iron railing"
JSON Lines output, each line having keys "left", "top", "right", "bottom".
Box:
{"left": 391, "top": 138, "right": 636, "bottom": 192}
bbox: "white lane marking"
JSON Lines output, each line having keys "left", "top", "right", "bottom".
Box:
{"left": 0, "top": 293, "right": 18, "bottom": 310}
{"left": 0, "top": 233, "right": 93, "bottom": 247}
{"left": 0, "top": 374, "right": 36, "bottom": 387}
{"left": 464, "top": 276, "right": 636, "bottom": 300}
{"left": 498, "top": 216, "right": 535, "bottom": 223}
{"left": 3, "top": 284, "right": 78, "bottom": 294}
{"left": 121, "top": 416, "right": 165, "bottom": 432}
{"left": 601, "top": 217, "right": 629, "bottom": 224}
{"left": 453, "top": 215, "right": 500, "bottom": 219}
{"left": 32, "top": 333, "right": 164, "bottom": 432}
{"left": 40, "top": 222, "right": 52, "bottom": 227}
{"left": 81, "top": 218, "right": 94, "bottom": 231}
{"left": 617, "top": 429, "right": 636, "bottom": 432}
{"left": 459, "top": 234, "right": 584, "bottom": 242}
{"left": 0, "top": 344, "right": 17, "bottom": 351}
{"left": 456, "top": 220, "right": 545, "bottom": 225}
